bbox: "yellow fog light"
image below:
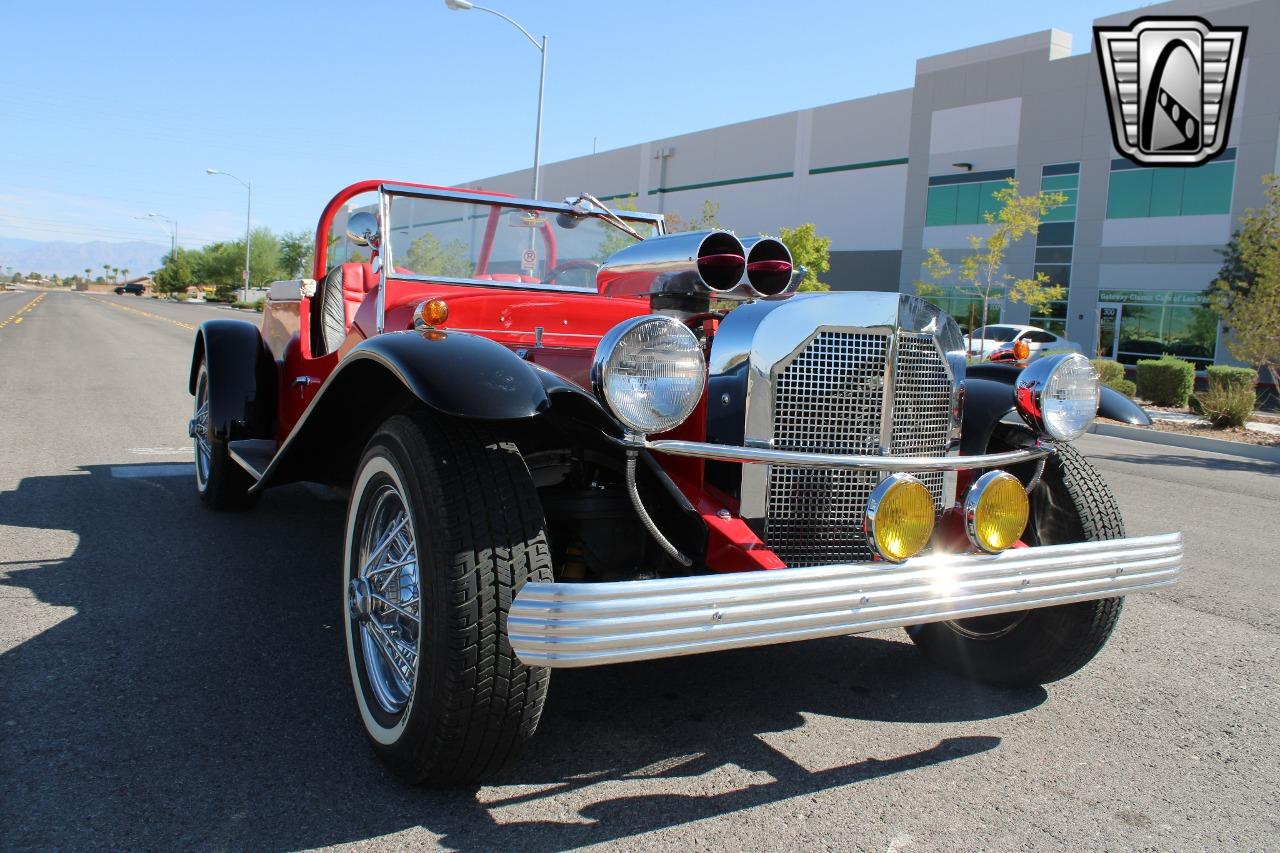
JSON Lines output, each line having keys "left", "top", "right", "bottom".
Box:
{"left": 864, "top": 474, "right": 936, "bottom": 563}
{"left": 964, "top": 470, "right": 1030, "bottom": 553}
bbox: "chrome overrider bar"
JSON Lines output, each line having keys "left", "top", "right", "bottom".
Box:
{"left": 632, "top": 438, "right": 1053, "bottom": 472}
{"left": 508, "top": 533, "right": 1183, "bottom": 667}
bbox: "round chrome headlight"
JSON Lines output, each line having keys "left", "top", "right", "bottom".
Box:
{"left": 1015, "top": 353, "right": 1100, "bottom": 441}
{"left": 592, "top": 315, "right": 705, "bottom": 436}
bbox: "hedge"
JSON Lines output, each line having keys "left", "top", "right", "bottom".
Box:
{"left": 1090, "top": 358, "right": 1125, "bottom": 385}
{"left": 1205, "top": 365, "right": 1257, "bottom": 392}
{"left": 1135, "top": 355, "right": 1195, "bottom": 407}
{"left": 1109, "top": 378, "right": 1137, "bottom": 398}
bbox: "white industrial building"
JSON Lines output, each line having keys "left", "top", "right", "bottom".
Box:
{"left": 465, "top": 0, "right": 1279, "bottom": 372}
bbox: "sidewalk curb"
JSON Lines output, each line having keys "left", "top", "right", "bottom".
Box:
{"left": 1088, "top": 421, "right": 1280, "bottom": 463}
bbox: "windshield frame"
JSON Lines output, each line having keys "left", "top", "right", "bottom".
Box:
{"left": 380, "top": 184, "right": 662, "bottom": 287}
{"left": 368, "top": 184, "right": 664, "bottom": 333}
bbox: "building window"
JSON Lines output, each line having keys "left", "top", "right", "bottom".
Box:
{"left": 924, "top": 168, "right": 1015, "bottom": 227}
{"left": 1097, "top": 289, "right": 1218, "bottom": 366}
{"left": 1040, "top": 169, "right": 1079, "bottom": 222}
{"left": 1105, "top": 149, "right": 1235, "bottom": 219}
{"left": 1030, "top": 165, "right": 1078, "bottom": 337}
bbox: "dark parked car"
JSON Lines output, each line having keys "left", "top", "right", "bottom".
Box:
{"left": 189, "top": 179, "right": 1183, "bottom": 784}
{"left": 114, "top": 282, "right": 145, "bottom": 295}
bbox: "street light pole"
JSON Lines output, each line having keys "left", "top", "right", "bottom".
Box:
{"left": 444, "top": 0, "right": 547, "bottom": 200}
{"left": 206, "top": 169, "right": 252, "bottom": 302}
{"left": 140, "top": 213, "right": 177, "bottom": 259}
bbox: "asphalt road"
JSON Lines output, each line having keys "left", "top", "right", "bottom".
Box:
{"left": 1, "top": 290, "right": 1277, "bottom": 852}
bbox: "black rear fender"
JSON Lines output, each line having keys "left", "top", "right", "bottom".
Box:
{"left": 189, "top": 320, "right": 277, "bottom": 443}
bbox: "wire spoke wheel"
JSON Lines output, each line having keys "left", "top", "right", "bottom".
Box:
{"left": 350, "top": 485, "right": 421, "bottom": 715}
{"left": 193, "top": 373, "right": 212, "bottom": 488}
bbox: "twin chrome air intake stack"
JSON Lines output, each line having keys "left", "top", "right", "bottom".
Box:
{"left": 596, "top": 230, "right": 800, "bottom": 315}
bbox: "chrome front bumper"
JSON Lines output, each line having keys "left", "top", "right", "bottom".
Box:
{"left": 508, "top": 533, "right": 1183, "bottom": 668}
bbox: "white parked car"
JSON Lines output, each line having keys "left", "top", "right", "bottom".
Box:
{"left": 965, "top": 324, "right": 1082, "bottom": 360}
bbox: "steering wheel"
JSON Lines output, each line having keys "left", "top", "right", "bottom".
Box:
{"left": 542, "top": 259, "right": 600, "bottom": 288}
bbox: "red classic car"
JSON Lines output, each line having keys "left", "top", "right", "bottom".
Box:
{"left": 188, "top": 180, "right": 1182, "bottom": 784}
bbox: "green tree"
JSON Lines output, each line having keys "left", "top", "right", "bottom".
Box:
{"left": 154, "top": 248, "right": 196, "bottom": 295}
{"left": 246, "top": 227, "right": 283, "bottom": 288}
{"left": 681, "top": 199, "right": 722, "bottom": 231}
{"left": 401, "top": 232, "right": 472, "bottom": 277}
{"left": 777, "top": 223, "right": 831, "bottom": 292}
{"left": 278, "top": 230, "right": 314, "bottom": 279}
{"left": 192, "top": 241, "right": 245, "bottom": 298}
{"left": 915, "top": 179, "right": 1066, "bottom": 356}
{"left": 1209, "top": 174, "right": 1280, "bottom": 390}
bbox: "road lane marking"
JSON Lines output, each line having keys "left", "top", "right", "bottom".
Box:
{"left": 88, "top": 296, "right": 197, "bottom": 331}
{"left": 0, "top": 293, "right": 45, "bottom": 329}
{"left": 110, "top": 464, "right": 194, "bottom": 478}
{"left": 128, "top": 446, "right": 195, "bottom": 455}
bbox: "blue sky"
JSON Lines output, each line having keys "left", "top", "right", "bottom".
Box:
{"left": 0, "top": 0, "right": 1140, "bottom": 249}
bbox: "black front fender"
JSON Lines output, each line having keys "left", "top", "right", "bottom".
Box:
{"left": 962, "top": 361, "right": 1150, "bottom": 453}
{"left": 255, "top": 330, "right": 552, "bottom": 489}
{"left": 189, "top": 319, "right": 277, "bottom": 443}
{"left": 352, "top": 330, "right": 551, "bottom": 420}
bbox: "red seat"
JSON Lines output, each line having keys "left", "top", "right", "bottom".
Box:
{"left": 314, "top": 262, "right": 376, "bottom": 356}
{"left": 339, "top": 262, "right": 376, "bottom": 330}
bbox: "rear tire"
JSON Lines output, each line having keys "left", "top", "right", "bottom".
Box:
{"left": 344, "top": 412, "right": 552, "bottom": 784}
{"left": 907, "top": 442, "right": 1124, "bottom": 687}
{"left": 192, "top": 361, "right": 257, "bottom": 509}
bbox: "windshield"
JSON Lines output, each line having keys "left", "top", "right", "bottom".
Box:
{"left": 971, "top": 325, "right": 1020, "bottom": 342}
{"left": 384, "top": 193, "right": 658, "bottom": 290}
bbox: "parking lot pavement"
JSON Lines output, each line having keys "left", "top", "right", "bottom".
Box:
{"left": 0, "top": 291, "right": 1276, "bottom": 851}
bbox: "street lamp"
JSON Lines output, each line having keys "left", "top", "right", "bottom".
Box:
{"left": 444, "top": 0, "right": 547, "bottom": 200}
{"left": 136, "top": 213, "right": 177, "bottom": 259}
{"left": 206, "top": 168, "right": 252, "bottom": 302}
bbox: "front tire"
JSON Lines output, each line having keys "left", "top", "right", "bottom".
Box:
{"left": 344, "top": 413, "right": 552, "bottom": 784}
{"left": 908, "top": 442, "right": 1125, "bottom": 687}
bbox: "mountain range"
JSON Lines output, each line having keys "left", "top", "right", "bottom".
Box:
{"left": 0, "top": 237, "right": 168, "bottom": 279}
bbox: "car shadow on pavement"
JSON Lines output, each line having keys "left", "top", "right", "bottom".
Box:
{"left": 1089, "top": 449, "right": 1280, "bottom": 475}
{"left": 0, "top": 464, "right": 1040, "bottom": 851}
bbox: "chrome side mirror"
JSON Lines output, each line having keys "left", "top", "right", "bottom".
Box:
{"left": 346, "top": 211, "right": 380, "bottom": 248}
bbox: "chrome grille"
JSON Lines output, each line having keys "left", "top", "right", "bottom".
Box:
{"left": 765, "top": 329, "right": 950, "bottom": 567}
{"left": 890, "top": 332, "right": 953, "bottom": 507}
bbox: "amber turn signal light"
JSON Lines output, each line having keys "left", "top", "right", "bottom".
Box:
{"left": 1011, "top": 339, "right": 1030, "bottom": 361}
{"left": 413, "top": 299, "right": 449, "bottom": 330}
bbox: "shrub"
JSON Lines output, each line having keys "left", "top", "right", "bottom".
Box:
{"left": 1135, "top": 355, "right": 1196, "bottom": 407}
{"left": 1205, "top": 365, "right": 1257, "bottom": 392}
{"left": 1091, "top": 358, "right": 1125, "bottom": 385}
{"left": 1109, "top": 378, "right": 1137, "bottom": 398}
{"left": 1194, "top": 382, "right": 1256, "bottom": 428}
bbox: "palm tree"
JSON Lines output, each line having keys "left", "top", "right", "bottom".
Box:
{"left": 121, "top": 267, "right": 130, "bottom": 283}
{"left": 102, "top": 264, "right": 110, "bottom": 282}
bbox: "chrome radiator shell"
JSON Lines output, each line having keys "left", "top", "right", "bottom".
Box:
{"left": 707, "top": 293, "right": 966, "bottom": 567}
